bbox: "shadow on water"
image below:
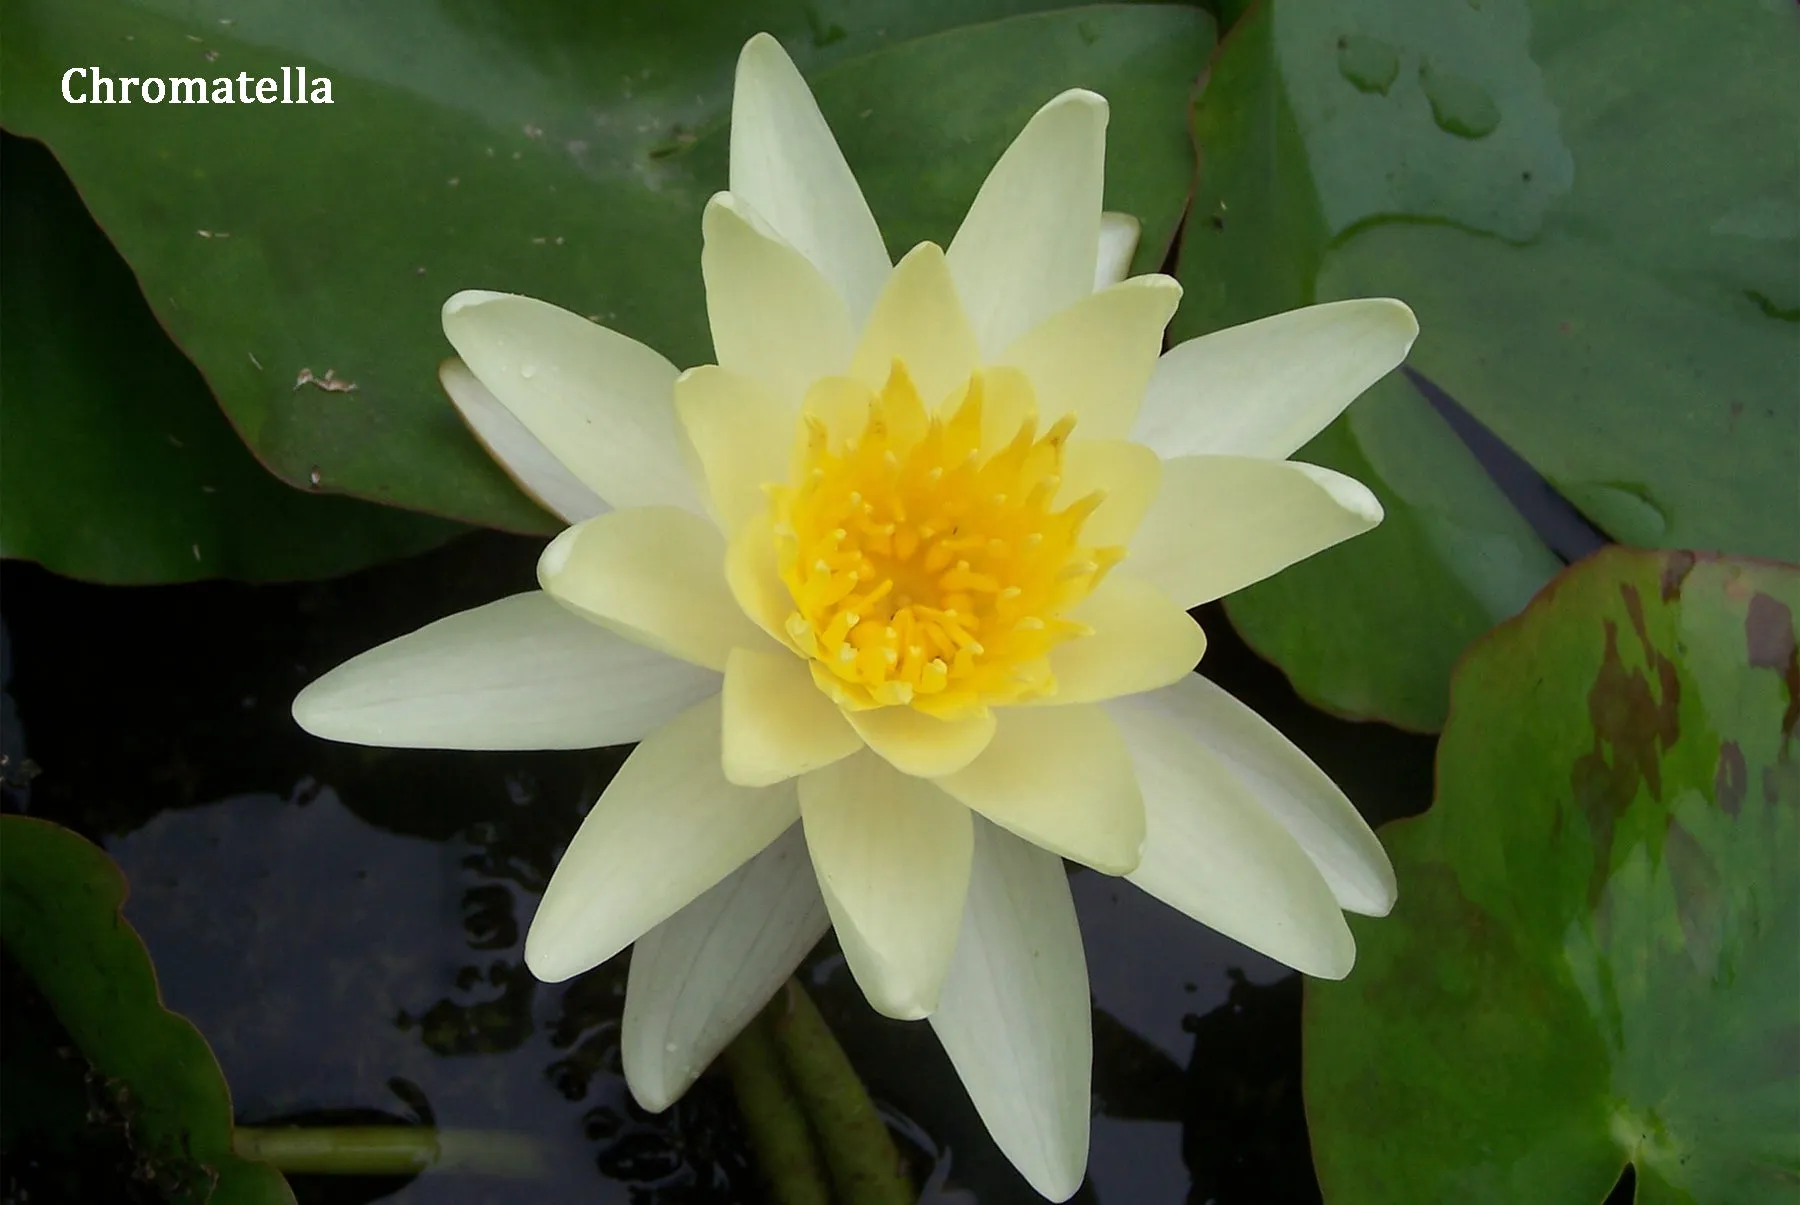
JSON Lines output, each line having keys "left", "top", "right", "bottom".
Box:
{"left": 1, "top": 525, "right": 1437, "bottom": 1203}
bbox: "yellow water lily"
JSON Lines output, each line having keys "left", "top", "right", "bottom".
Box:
{"left": 293, "top": 33, "right": 1414, "bottom": 1200}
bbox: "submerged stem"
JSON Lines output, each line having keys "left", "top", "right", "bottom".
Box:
{"left": 724, "top": 1010, "right": 834, "bottom": 1205}
{"left": 766, "top": 981, "right": 914, "bottom": 1205}
{"left": 232, "top": 1126, "right": 544, "bottom": 1177}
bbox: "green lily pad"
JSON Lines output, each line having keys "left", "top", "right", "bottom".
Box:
{"left": 1176, "top": 0, "right": 1799, "bottom": 728}
{"left": 0, "top": 134, "right": 464, "bottom": 584}
{"left": 1303, "top": 548, "right": 1800, "bottom": 1203}
{"left": 0, "top": 816, "right": 295, "bottom": 1204}
{"left": 0, "top": 1, "right": 1211, "bottom": 530}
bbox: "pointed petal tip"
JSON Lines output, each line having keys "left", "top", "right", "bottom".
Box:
{"left": 521, "top": 929, "right": 591, "bottom": 985}
{"left": 862, "top": 986, "right": 936, "bottom": 1022}
{"left": 1373, "top": 296, "right": 1420, "bottom": 344}
{"left": 1032, "top": 1163, "right": 1088, "bottom": 1203}
{"left": 1043, "top": 86, "right": 1109, "bottom": 118}
{"left": 1307, "top": 932, "right": 1357, "bottom": 981}
{"left": 441, "top": 288, "right": 510, "bottom": 320}
{"left": 289, "top": 679, "right": 331, "bottom": 739}
{"left": 625, "top": 1079, "right": 678, "bottom": 1116}
{"left": 739, "top": 30, "right": 787, "bottom": 61}
{"left": 536, "top": 523, "right": 581, "bottom": 584}
{"left": 1357, "top": 864, "right": 1399, "bottom": 918}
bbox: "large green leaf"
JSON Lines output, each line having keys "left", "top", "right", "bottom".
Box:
{"left": 0, "top": 134, "right": 464, "bottom": 584}
{"left": 1177, "top": 0, "right": 1799, "bottom": 729}
{"left": 0, "top": 816, "right": 295, "bottom": 1204}
{"left": 0, "top": 1, "right": 1210, "bottom": 529}
{"left": 1303, "top": 548, "right": 1800, "bottom": 1203}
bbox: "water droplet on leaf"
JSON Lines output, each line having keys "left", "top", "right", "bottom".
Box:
{"left": 520, "top": 364, "right": 538, "bottom": 379}
{"left": 1420, "top": 62, "right": 1500, "bottom": 138}
{"left": 1337, "top": 35, "right": 1400, "bottom": 95}
{"left": 1561, "top": 481, "right": 1669, "bottom": 544}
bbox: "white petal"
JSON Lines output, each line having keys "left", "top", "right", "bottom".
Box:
{"left": 539, "top": 508, "right": 771, "bottom": 671}
{"left": 998, "top": 275, "right": 1181, "bottom": 441}
{"left": 930, "top": 820, "right": 1090, "bottom": 1202}
{"left": 1132, "top": 299, "right": 1419, "bottom": 460}
{"left": 1107, "top": 693, "right": 1355, "bottom": 978}
{"left": 622, "top": 824, "right": 828, "bottom": 1111}
{"left": 1128, "top": 455, "right": 1383, "bottom": 609}
{"left": 292, "top": 593, "right": 717, "bottom": 750}
{"left": 702, "top": 193, "right": 857, "bottom": 409}
{"left": 948, "top": 90, "right": 1108, "bottom": 357}
{"left": 730, "top": 33, "right": 891, "bottom": 325}
{"left": 799, "top": 752, "right": 973, "bottom": 1019}
{"left": 524, "top": 696, "right": 799, "bottom": 982}
{"left": 1116, "top": 676, "right": 1394, "bottom": 915}
{"left": 439, "top": 358, "right": 606, "bottom": 524}
{"left": 441, "top": 291, "right": 703, "bottom": 513}
{"left": 935, "top": 705, "right": 1144, "bottom": 875}
{"left": 1094, "top": 212, "right": 1141, "bottom": 292}
{"left": 722, "top": 647, "right": 861, "bottom": 786}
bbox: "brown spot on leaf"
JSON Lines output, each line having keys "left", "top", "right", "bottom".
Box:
{"left": 1715, "top": 741, "right": 1748, "bottom": 817}
{"left": 1659, "top": 550, "right": 1697, "bottom": 602}
{"left": 1744, "top": 592, "right": 1800, "bottom": 741}
{"left": 1569, "top": 587, "right": 1682, "bottom": 902}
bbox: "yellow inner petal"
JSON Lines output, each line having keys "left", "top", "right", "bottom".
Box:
{"left": 770, "top": 360, "right": 1123, "bottom": 719}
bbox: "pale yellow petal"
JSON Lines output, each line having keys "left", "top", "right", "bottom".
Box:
{"left": 846, "top": 704, "right": 997, "bottom": 778}
{"left": 439, "top": 358, "right": 606, "bottom": 524}
{"left": 722, "top": 646, "right": 862, "bottom": 786}
{"left": 849, "top": 242, "right": 981, "bottom": 411}
{"left": 937, "top": 366, "right": 1038, "bottom": 458}
{"left": 674, "top": 366, "right": 793, "bottom": 535}
{"left": 1094, "top": 212, "right": 1141, "bottom": 291}
{"left": 1034, "top": 575, "right": 1206, "bottom": 707}
{"left": 1133, "top": 299, "right": 1419, "bottom": 460}
{"left": 292, "top": 592, "right": 718, "bottom": 751}
{"left": 730, "top": 33, "right": 890, "bottom": 325}
{"left": 702, "top": 193, "right": 857, "bottom": 408}
{"left": 800, "top": 752, "right": 973, "bottom": 1019}
{"left": 999, "top": 275, "right": 1181, "bottom": 440}
{"left": 441, "top": 292, "right": 702, "bottom": 512}
{"left": 1115, "top": 676, "right": 1395, "bottom": 916}
{"left": 947, "top": 90, "right": 1107, "bottom": 356}
{"left": 725, "top": 516, "right": 802, "bottom": 654}
{"left": 622, "top": 825, "right": 828, "bottom": 1112}
{"left": 1108, "top": 693, "right": 1355, "bottom": 978}
{"left": 1057, "top": 438, "right": 1162, "bottom": 547}
{"left": 802, "top": 374, "right": 879, "bottom": 449}
{"left": 931, "top": 821, "right": 1090, "bottom": 1201}
{"left": 934, "top": 704, "right": 1144, "bottom": 875}
{"left": 538, "top": 508, "right": 769, "bottom": 671}
{"left": 1128, "top": 455, "right": 1383, "bottom": 608}
{"left": 524, "top": 696, "right": 799, "bottom": 982}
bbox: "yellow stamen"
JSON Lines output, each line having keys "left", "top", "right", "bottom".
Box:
{"left": 772, "top": 361, "right": 1125, "bottom": 712}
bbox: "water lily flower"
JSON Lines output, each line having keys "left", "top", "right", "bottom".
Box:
{"left": 293, "top": 32, "right": 1415, "bottom": 1201}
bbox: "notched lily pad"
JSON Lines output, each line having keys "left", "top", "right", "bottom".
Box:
{"left": 0, "top": 0, "right": 1209, "bottom": 531}
{"left": 0, "top": 133, "right": 465, "bottom": 584}
{"left": 1303, "top": 548, "right": 1800, "bottom": 1204}
{"left": 1180, "top": 0, "right": 1798, "bottom": 728}
{"left": 0, "top": 815, "right": 294, "bottom": 1204}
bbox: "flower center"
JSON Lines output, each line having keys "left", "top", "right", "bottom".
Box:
{"left": 771, "top": 362, "right": 1122, "bottom": 718}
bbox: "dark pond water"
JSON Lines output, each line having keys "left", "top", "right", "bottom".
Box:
{"left": 1, "top": 529, "right": 1437, "bottom": 1204}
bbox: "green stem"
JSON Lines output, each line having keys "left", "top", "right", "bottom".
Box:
{"left": 767, "top": 981, "right": 914, "bottom": 1205}
{"left": 232, "top": 1127, "right": 544, "bottom": 1177}
{"left": 724, "top": 1010, "right": 835, "bottom": 1205}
